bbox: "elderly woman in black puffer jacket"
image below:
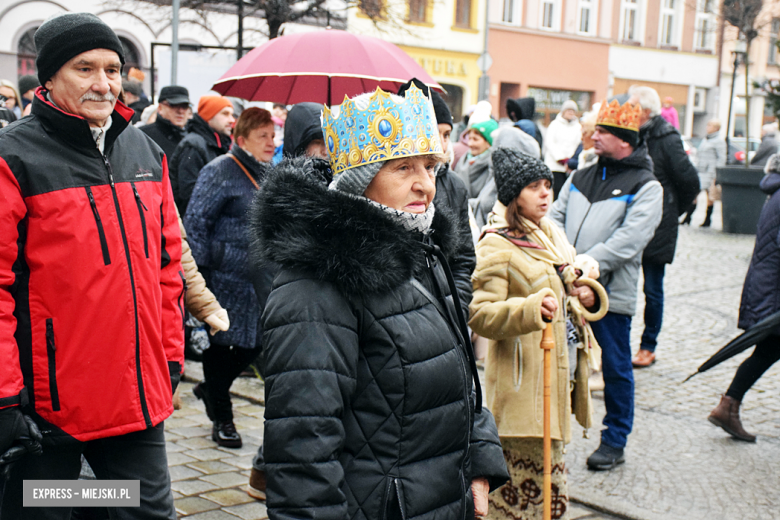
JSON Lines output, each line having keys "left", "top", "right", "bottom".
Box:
{"left": 250, "top": 86, "right": 508, "bottom": 520}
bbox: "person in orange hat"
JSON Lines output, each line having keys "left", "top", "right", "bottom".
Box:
{"left": 169, "top": 95, "right": 235, "bottom": 213}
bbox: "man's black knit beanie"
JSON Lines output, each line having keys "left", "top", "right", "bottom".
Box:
{"left": 492, "top": 147, "right": 554, "bottom": 206}
{"left": 35, "top": 13, "right": 125, "bottom": 85}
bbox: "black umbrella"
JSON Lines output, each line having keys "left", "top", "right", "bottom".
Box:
{"left": 684, "top": 310, "right": 780, "bottom": 382}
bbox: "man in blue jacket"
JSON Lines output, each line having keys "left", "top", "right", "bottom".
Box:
{"left": 549, "top": 99, "right": 663, "bottom": 470}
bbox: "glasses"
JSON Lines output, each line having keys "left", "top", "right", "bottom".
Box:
{"left": 160, "top": 101, "right": 190, "bottom": 112}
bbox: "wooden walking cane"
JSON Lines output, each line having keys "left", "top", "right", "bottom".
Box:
{"left": 540, "top": 321, "right": 555, "bottom": 520}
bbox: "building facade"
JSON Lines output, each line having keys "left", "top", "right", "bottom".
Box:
{"left": 0, "top": 0, "right": 338, "bottom": 102}
{"left": 718, "top": 2, "right": 780, "bottom": 143}
{"left": 347, "top": 0, "right": 487, "bottom": 121}
{"left": 485, "top": 0, "right": 720, "bottom": 136}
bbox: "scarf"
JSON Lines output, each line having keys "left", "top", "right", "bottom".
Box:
{"left": 368, "top": 199, "right": 436, "bottom": 234}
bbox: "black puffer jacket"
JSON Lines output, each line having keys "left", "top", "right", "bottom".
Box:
{"left": 435, "top": 163, "right": 476, "bottom": 317}
{"left": 739, "top": 169, "right": 780, "bottom": 334}
{"left": 251, "top": 158, "right": 508, "bottom": 520}
{"left": 640, "top": 116, "right": 700, "bottom": 264}
{"left": 169, "top": 114, "right": 231, "bottom": 213}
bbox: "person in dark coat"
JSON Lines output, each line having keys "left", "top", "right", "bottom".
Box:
{"left": 252, "top": 86, "right": 508, "bottom": 520}
{"left": 185, "top": 108, "right": 274, "bottom": 448}
{"left": 506, "top": 96, "right": 544, "bottom": 151}
{"left": 708, "top": 154, "right": 780, "bottom": 442}
{"left": 122, "top": 79, "right": 150, "bottom": 124}
{"left": 169, "top": 95, "right": 234, "bottom": 213}
{"left": 750, "top": 124, "right": 779, "bottom": 167}
{"left": 629, "top": 87, "right": 700, "bottom": 368}
{"left": 398, "top": 78, "right": 476, "bottom": 318}
{"left": 141, "top": 85, "right": 190, "bottom": 157}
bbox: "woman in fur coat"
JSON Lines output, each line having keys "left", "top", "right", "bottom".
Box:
{"left": 469, "top": 149, "right": 608, "bottom": 520}
{"left": 251, "top": 88, "right": 509, "bottom": 520}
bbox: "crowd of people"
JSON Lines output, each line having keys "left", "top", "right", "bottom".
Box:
{"left": 2, "top": 11, "right": 780, "bottom": 520}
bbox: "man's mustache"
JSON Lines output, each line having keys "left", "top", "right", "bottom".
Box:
{"left": 80, "top": 91, "right": 117, "bottom": 103}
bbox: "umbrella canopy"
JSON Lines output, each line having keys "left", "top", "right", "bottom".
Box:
{"left": 684, "top": 310, "right": 780, "bottom": 382}
{"left": 212, "top": 29, "right": 443, "bottom": 106}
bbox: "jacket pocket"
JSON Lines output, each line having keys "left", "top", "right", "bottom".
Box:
{"left": 131, "top": 182, "right": 149, "bottom": 258}
{"left": 85, "top": 187, "right": 111, "bottom": 265}
{"left": 46, "top": 318, "right": 61, "bottom": 412}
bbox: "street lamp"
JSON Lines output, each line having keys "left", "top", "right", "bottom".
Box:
{"left": 726, "top": 39, "right": 747, "bottom": 162}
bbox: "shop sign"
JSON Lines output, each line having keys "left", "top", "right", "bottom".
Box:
{"left": 416, "top": 57, "right": 469, "bottom": 77}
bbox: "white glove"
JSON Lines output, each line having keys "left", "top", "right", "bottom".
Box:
{"left": 204, "top": 309, "right": 230, "bottom": 335}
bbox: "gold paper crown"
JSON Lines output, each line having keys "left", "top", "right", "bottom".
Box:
{"left": 596, "top": 99, "right": 641, "bottom": 133}
{"left": 321, "top": 85, "right": 443, "bottom": 175}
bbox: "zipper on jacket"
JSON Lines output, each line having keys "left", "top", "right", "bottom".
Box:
{"left": 103, "top": 155, "right": 152, "bottom": 428}
{"left": 86, "top": 187, "right": 111, "bottom": 265}
{"left": 46, "top": 319, "right": 61, "bottom": 412}
{"left": 572, "top": 202, "right": 593, "bottom": 251}
{"left": 131, "top": 182, "right": 149, "bottom": 258}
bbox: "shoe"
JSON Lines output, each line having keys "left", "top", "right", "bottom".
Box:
{"left": 212, "top": 420, "right": 242, "bottom": 448}
{"left": 708, "top": 395, "right": 756, "bottom": 442}
{"left": 632, "top": 349, "right": 656, "bottom": 368}
{"left": 700, "top": 205, "right": 714, "bottom": 228}
{"left": 587, "top": 442, "right": 625, "bottom": 471}
{"left": 193, "top": 382, "right": 215, "bottom": 421}
{"left": 247, "top": 468, "right": 267, "bottom": 501}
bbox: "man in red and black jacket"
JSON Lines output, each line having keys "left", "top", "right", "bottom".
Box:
{"left": 0, "top": 13, "right": 184, "bottom": 518}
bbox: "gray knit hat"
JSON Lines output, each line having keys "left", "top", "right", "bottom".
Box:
{"left": 328, "top": 161, "right": 384, "bottom": 195}
{"left": 35, "top": 13, "right": 125, "bottom": 85}
{"left": 492, "top": 147, "right": 553, "bottom": 206}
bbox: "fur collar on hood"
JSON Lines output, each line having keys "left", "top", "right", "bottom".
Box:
{"left": 250, "top": 156, "right": 462, "bottom": 295}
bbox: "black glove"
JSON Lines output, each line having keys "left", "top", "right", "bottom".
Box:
{"left": 170, "top": 373, "right": 181, "bottom": 396}
{"left": 0, "top": 407, "right": 43, "bottom": 480}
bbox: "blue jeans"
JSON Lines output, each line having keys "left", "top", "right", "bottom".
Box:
{"left": 640, "top": 261, "right": 666, "bottom": 353}
{"left": 591, "top": 312, "right": 634, "bottom": 449}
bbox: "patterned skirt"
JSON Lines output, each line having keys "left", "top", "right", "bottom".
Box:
{"left": 487, "top": 437, "right": 569, "bottom": 520}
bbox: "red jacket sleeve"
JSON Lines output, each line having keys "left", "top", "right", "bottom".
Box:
{"left": 0, "top": 158, "right": 25, "bottom": 409}
{"left": 159, "top": 155, "right": 185, "bottom": 375}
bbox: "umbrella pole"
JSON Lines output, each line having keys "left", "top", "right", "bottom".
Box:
{"left": 541, "top": 322, "right": 555, "bottom": 520}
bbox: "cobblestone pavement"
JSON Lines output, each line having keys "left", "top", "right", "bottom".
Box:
{"left": 168, "top": 376, "right": 621, "bottom": 519}
{"left": 166, "top": 200, "right": 779, "bottom": 520}
{"left": 567, "top": 201, "right": 780, "bottom": 519}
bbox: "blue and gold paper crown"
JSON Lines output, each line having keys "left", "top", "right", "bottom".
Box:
{"left": 321, "top": 84, "right": 443, "bottom": 175}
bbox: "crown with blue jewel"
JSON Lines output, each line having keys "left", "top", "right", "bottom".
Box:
{"left": 321, "top": 84, "right": 443, "bottom": 175}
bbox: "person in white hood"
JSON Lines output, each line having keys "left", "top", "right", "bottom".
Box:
{"left": 544, "top": 99, "right": 582, "bottom": 198}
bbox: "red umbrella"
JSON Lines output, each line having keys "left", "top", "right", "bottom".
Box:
{"left": 212, "top": 29, "right": 443, "bottom": 105}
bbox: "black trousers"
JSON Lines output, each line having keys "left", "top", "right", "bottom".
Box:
{"left": 0, "top": 423, "right": 175, "bottom": 520}
{"left": 202, "top": 342, "right": 262, "bottom": 422}
{"left": 726, "top": 335, "right": 780, "bottom": 401}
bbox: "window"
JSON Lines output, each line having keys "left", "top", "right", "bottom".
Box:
{"left": 769, "top": 19, "right": 779, "bottom": 64}
{"left": 578, "top": 0, "right": 596, "bottom": 34}
{"left": 621, "top": 0, "right": 640, "bottom": 42}
{"left": 17, "top": 27, "right": 38, "bottom": 78}
{"left": 118, "top": 37, "right": 142, "bottom": 71}
{"left": 540, "top": 0, "right": 557, "bottom": 29}
{"left": 502, "top": 0, "right": 522, "bottom": 24}
{"left": 408, "top": 0, "right": 427, "bottom": 22}
{"left": 660, "top": 0, "right": 676, "bottom": 46}
{"left": 694, "top": 0, "right": 716, "bottom": 51}
{"left": 455, "top": 0, "right": 472, "bottom": 27}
